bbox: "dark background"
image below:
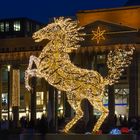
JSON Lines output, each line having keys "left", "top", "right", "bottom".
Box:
{"left": 0, "top": 0, "right": 129, "bottom": 23}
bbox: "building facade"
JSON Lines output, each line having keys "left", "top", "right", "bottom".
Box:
{"left": 0, "top": 18, "right": 46, "bottom": 122}
{"left": 77, "top": 5, "right": 140, "bottom": 118}
{"left": 0, "top": 4, "right": 140, "bottom": 130}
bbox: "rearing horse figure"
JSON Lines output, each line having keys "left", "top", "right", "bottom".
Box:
{"left": 25, "top": 17, "right": 134, "bottom": 133}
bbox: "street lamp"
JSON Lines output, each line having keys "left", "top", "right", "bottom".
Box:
{"left": 7, "top": 65, "right": 11, "bottom": 72}
{"left": 26, "top": 106, "right": 29, "bottom": 120}
{"left": 7, "top": 65, "right": 11, "bottom": 121}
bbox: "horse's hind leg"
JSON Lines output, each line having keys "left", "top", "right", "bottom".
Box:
{"left": 63, "top": 95, "right": 83, "bottom": 133}
{"left": 88, "top": 100, "right": 109, "bottom": 133}
{"left": 27, "top": 55, "right": 40, "bottom": 70}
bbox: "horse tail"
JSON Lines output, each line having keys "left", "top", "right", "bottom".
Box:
{"left": 104, "top": 44, "right": 135, "bottom": 85}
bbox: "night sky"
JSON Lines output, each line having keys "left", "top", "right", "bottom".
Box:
{"left": 0, "top": 0, "right": 128, "bottom": 23}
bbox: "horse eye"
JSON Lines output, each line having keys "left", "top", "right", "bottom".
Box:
{"left": 53, "top": 26, "right": 61, "bottom": 31}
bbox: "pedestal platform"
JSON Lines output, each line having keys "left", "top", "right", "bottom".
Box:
{"left": 20, "top": 133, "right": 137, "bottom": 140}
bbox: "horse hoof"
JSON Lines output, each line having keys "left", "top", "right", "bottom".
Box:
{"left": 25, "top": 85, "right": 32, "bottom": 91}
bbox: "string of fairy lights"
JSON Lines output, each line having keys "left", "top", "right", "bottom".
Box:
{"left": 25, "top": 17, "right": 134, "bottom": 133}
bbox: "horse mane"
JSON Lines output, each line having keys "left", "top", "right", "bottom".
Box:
{"left": 48, "top": 17, "right": 85, "bottom": 52}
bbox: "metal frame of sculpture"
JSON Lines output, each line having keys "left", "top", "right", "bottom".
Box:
{"left": 25, "top": 17, "right": 134, "bottom": 133}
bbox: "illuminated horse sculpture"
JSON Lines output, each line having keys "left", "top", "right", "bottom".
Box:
{"left": 25, "top": 17, "right": 134, "bottom": 133}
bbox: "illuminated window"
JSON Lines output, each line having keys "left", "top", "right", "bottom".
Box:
{"left": 115, "top": 89, "right": 129, "bottom": 104}
{"left": 14, "top": 21, "right": 20, "bottom": 31}
{"left": 36, "top": 92, "right": 44, "bottom": 105}
{"left": 2, "top": 93, "right": 8, "bottom": 106}
{"left": 0, "top": 22, "right": 4, "bottom": 32}
{"left": 5, "top": 22, "right": 9, "bottom": 32}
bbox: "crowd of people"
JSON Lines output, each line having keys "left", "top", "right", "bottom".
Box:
{"left": 0, "top": 114, "right": 140, "bottom": 135}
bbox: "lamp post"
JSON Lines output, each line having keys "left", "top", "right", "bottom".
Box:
{"left": 0, "top": 66, "right": 2, "bottom": 122}
{"left": 7, "top": 65, "right": 11, "bottom": 121}
{"left": 26, "top": 106, "right": 29, "bottom": 121}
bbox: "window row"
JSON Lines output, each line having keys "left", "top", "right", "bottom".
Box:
{"left": 2, "top": 92, "right": 44, "bottom": 106}
{"left": 0, "top": 21, "right": 20, "bottom": 32}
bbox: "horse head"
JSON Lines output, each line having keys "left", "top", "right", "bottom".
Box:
{"left": 32, "top": 17, "right": 85, "bottom": 53}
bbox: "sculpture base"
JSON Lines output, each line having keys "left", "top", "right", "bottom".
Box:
{"left": 20, "top": 134, "right": 137, "bottom": 140}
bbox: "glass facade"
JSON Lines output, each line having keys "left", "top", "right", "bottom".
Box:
{"left": 5, "top": 22, "right": 9, "bottom": 32}
{"left": 0, "top": 22, "right": 4, "bottom": 32}
{"left": 36, "top": 92, "right": 44, "bottom": 105}
{"left": 14, "top": 21, "right": 20, "bottom": 31}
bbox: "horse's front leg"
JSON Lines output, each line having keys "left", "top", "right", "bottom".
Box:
{"left": 25, "top": 70, "right": 31, "bottom": 91}
{"left": 27, "top": 55, "right": 40, "bottom": 70}
{"left": 25, "top": 69, "right": 35, "bottom": 91}
{"left": 25, "top": 55, "right": 40, "bottom": 91}
{"left": 25, "top": 69, "right": 40, "bottom": 91}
